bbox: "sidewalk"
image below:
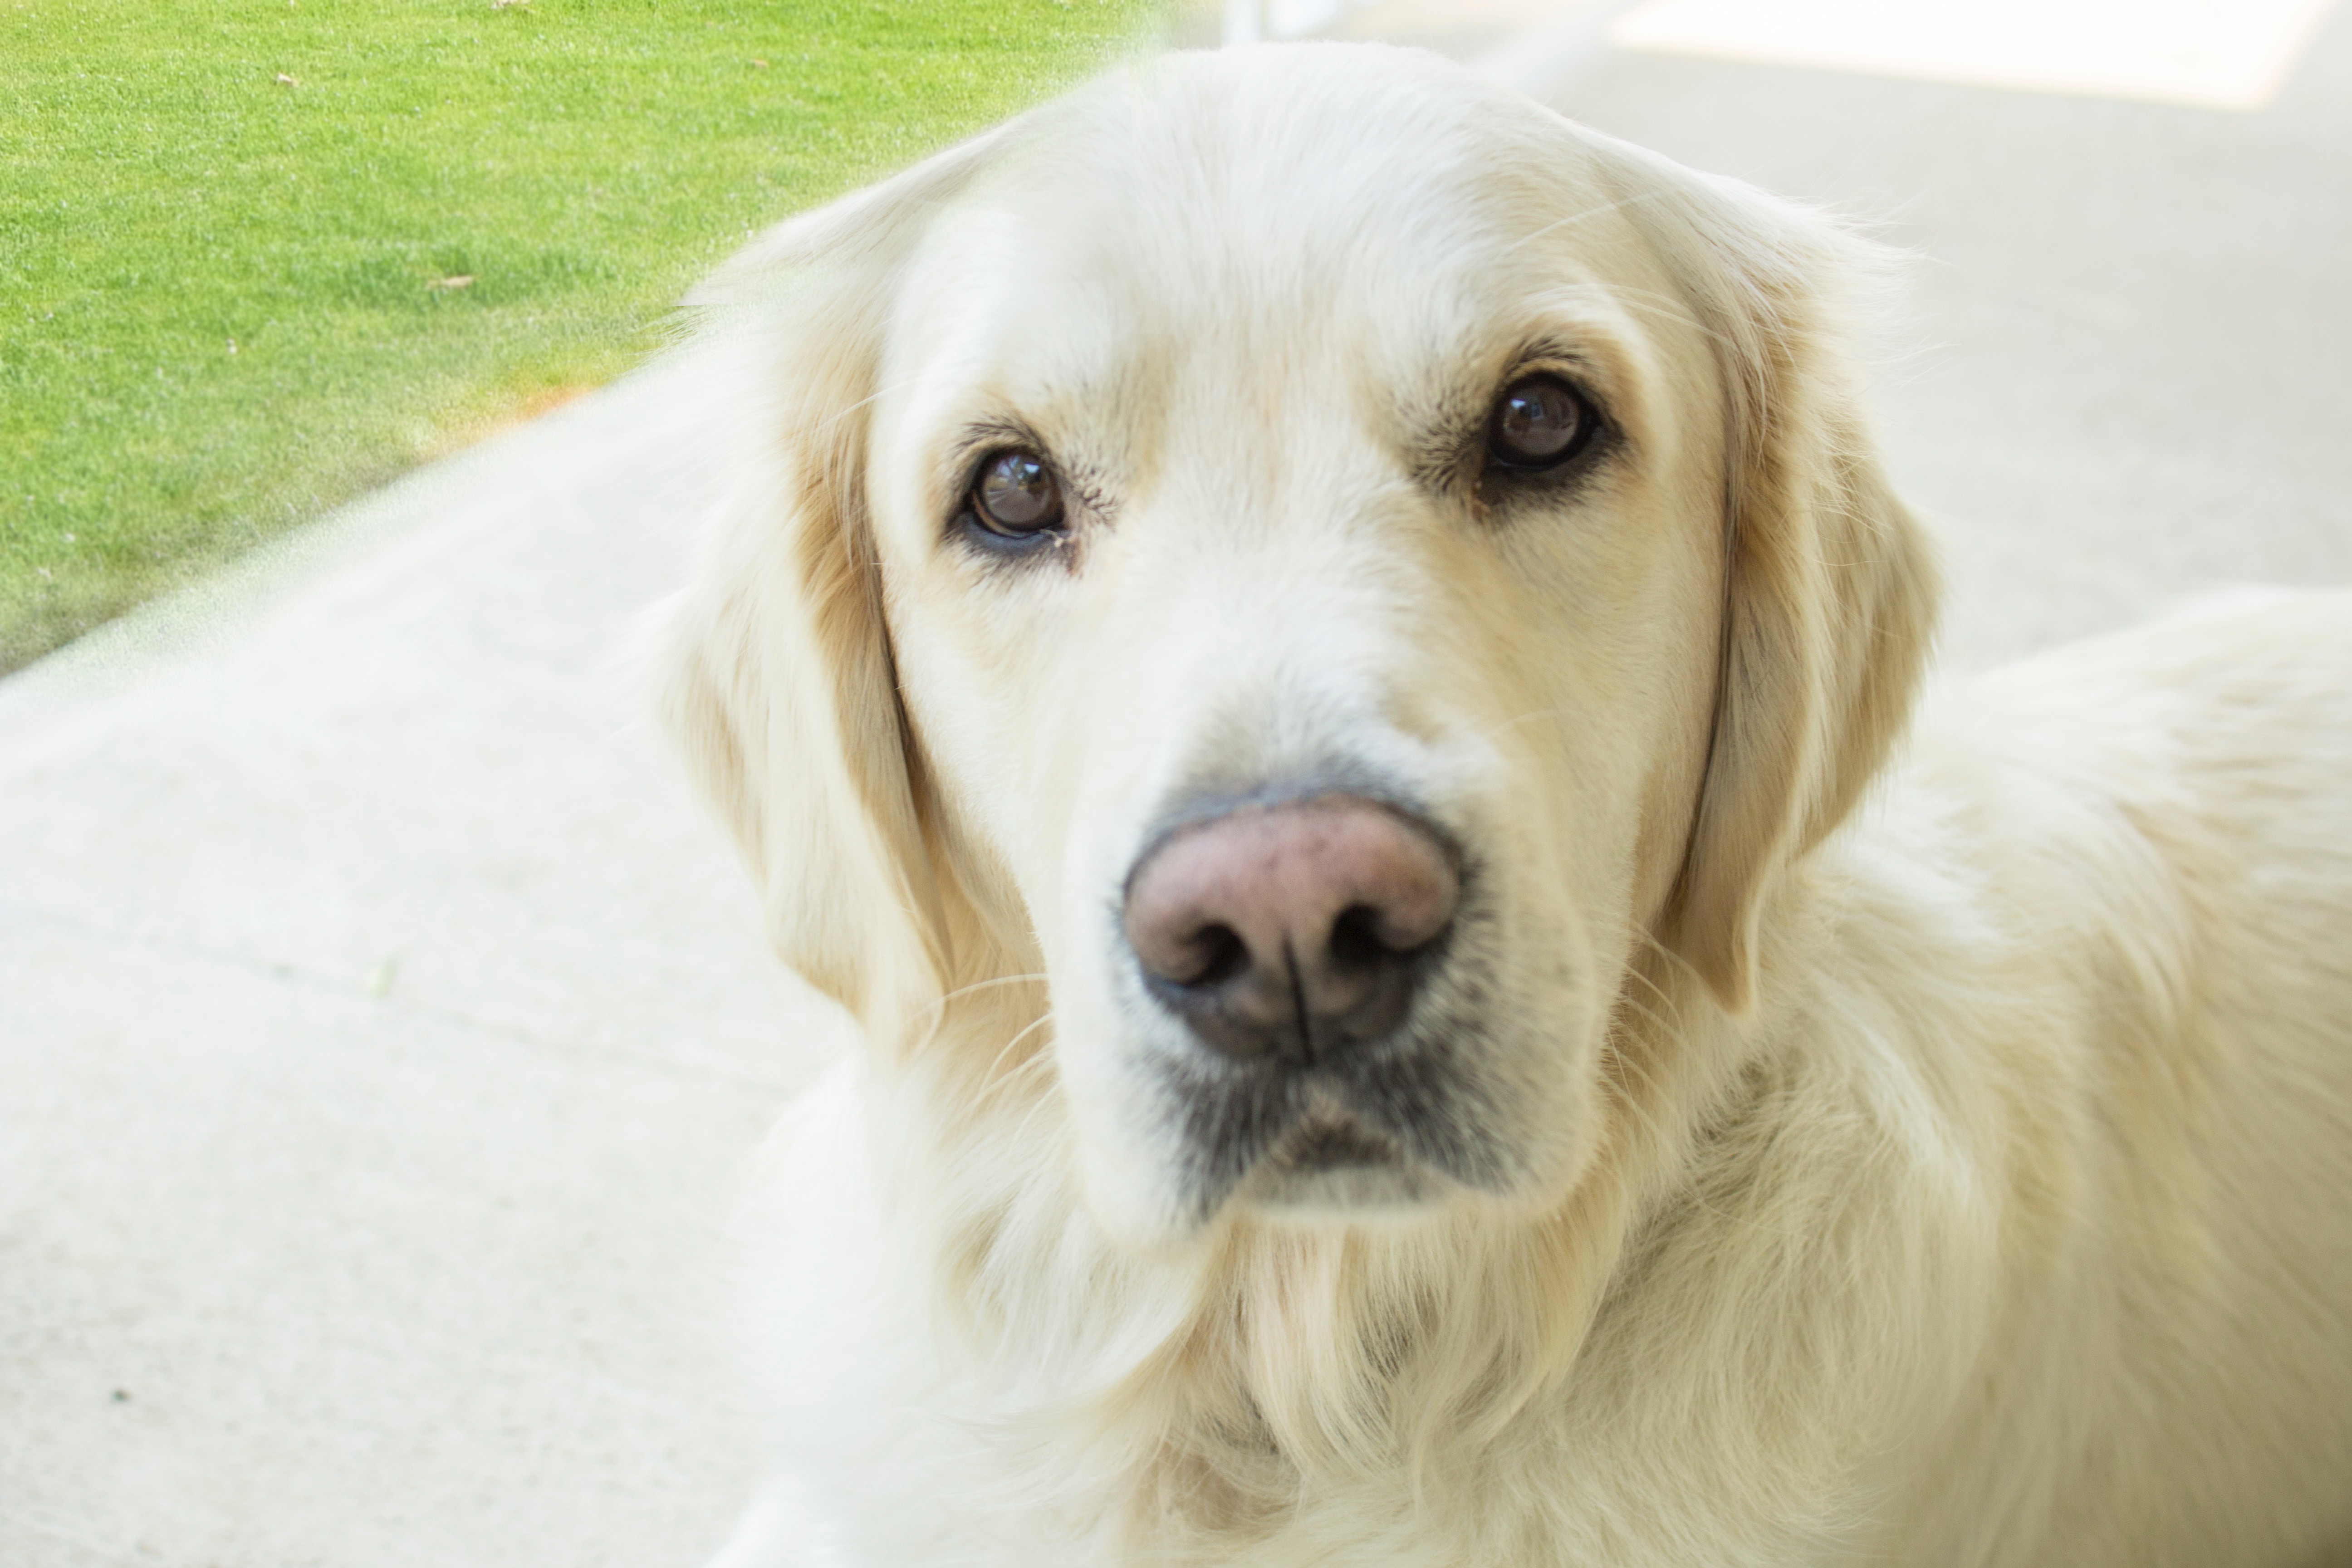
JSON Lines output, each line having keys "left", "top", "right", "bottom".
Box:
{"left": 1, "top": 348, "right": 830, "bottom": 1567}
{"left": 4, "top": 5, "right": 2347, "bottom": 1564}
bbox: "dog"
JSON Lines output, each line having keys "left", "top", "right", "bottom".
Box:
{"left": 660, "top": 43, "right": 2352, "bottom": 1568}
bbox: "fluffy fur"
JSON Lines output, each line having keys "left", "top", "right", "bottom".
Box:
{"left": 662, "top": 45, "right": 2352, "bottom": 1568}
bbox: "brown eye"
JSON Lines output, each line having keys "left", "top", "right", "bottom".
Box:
{"left": 970, "top": 449, "right": 1064, "bottom": 537}
{"left": 1487, "top": 375, "right": 1593, "bottom": 470}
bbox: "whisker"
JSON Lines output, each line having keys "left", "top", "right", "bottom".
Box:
{"left": 913, "top": 971, "right": 1052, "bottom": 1035}
{"left": 975, "top": 1011, "right": 1061, "bottom": 1108}
{"left": 1503, "top": 189, "right": 1670, "bottom": 255}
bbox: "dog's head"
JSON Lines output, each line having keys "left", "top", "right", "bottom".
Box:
{"left": 664, "top": 45, "right": 1936, "bottom": 1247}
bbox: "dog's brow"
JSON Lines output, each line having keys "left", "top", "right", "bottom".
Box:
{"left": 1580, "top": 285, "right": 1723, "bottom": 350}
{"left": 1499, "top": 189, "right": 1669, "bottom": 260}
{"left": 949, "top": 416, "right": 1046, "bottom": 463}
{"left": 818, "top": 366, "right": 932, "bottom": 439}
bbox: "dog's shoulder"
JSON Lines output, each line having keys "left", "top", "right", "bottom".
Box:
{"left": 1937, "top": 588, "right": 2352, "bottom": 897}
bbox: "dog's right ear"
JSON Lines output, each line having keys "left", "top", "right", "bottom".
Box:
{"left": 658, "top": 127, "right": 1015, "bottom": 1049}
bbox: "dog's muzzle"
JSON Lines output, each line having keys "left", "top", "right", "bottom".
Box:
{"left": 1116, "top": 789, "right": 1525, "bottom": 1217}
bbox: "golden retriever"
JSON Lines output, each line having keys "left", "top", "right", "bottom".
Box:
{"left": 661, "top": 43, "right": 2352, "bottom": 1568}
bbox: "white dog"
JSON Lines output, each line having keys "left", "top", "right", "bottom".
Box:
{"left": 661, "top": 44, "right": 2352, "bottom": 1568}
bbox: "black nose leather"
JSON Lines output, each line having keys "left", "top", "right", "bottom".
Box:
{"left": 1123, "top": 795, "right": 1458, "bottom": 1066}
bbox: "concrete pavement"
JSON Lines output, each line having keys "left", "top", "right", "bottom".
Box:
{"left": 1, "top": 349, "right": 833, "bottom": 1567}
{"left": 4, "top": 4, "right": 2347, "bottom": 1563}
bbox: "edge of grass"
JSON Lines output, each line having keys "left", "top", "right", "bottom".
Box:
{"left": 1, "top": 0, "right": 1166, "bottom": 672}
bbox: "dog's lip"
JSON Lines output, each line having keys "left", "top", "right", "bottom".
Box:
{"left": 1168, "top": 1005, "right": 1506, "bottom": 1206}
{"left": 1267, "top": 1110, "right": 1401, "bottom": 1173}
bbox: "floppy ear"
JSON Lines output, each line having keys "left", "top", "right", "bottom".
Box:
{"left": 1592, "top": 136, "right": 1941, "bottom": 1015}
{"left": 659, "top": 128, "right": 1016, "bottom": 1049}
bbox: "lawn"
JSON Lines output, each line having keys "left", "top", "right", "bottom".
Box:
{"left": 0, "top": 0, "right": 1158, "bottom": 672}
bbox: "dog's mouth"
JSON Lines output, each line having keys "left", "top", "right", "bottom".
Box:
{"left": 1220, "top": 1091, "right": 1454, "bottom": 1218}
{"left": 1269, "top": 1114, "right": 1400, "bottom": 1174}
{"left": 1167, "top": 1037, "right": 1514, "bottom": 1223}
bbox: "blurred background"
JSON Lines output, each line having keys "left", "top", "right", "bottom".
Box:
{"left": 3, "top": 2, "right": 2347, "bottom": 1563}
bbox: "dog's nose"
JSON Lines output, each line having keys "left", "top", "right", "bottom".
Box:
{"left": 1124, "top": 795, "right": 1459, "bottom": 1066}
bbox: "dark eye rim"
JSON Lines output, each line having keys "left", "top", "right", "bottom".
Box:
{"left": 960, "top": 445, "right": 1068, "bottom": 548}
{"left": 1483, "top": 372, "right": 1601, "bottom": 474}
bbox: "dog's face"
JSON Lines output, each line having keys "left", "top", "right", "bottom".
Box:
{"left": 667, "top": 47, "right": 1934, "bottom": 1248}
{"left": 866, "top": 72, "right": 1725, "bottom": 1236}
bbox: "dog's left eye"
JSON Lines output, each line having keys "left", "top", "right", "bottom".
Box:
{"left": 1486, "top": 375, "right": 1596, "bottom": 471}
{"left": 967, "top": 449, "right": 1066, "bottom": 540}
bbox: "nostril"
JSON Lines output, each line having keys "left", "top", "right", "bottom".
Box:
{"left": 1327, "top": 903, "right": 1393, "bottom": 971}
{"left": 1175, "top": 923, "right": 1250, "bottom": 989}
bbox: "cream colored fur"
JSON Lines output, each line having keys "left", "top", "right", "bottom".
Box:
{"left": 662, "top": 44, "right": 2352, "bottom": 1568}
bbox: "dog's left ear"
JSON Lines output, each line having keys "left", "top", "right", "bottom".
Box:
{"left": 658, "top": 127, "right": 1020, "bottom": 1049}
{"left": 1590, "top": 134, "right": 1941, "bottom": 1015}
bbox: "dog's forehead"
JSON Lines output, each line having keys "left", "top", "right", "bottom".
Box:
{"left": 889, "top": 49, "right": 1649, "bottom": 416}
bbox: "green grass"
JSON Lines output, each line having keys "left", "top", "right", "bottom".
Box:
{"left": 0, "top": 0, "right": 1157, "bottom": 671}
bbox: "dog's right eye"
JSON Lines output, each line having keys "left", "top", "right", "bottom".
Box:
{"left": 966, "top": 449, "right": 1066, "bottom": 542}
{"left": 1485, "top": 374, "right": 1596, "bottom": 472}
